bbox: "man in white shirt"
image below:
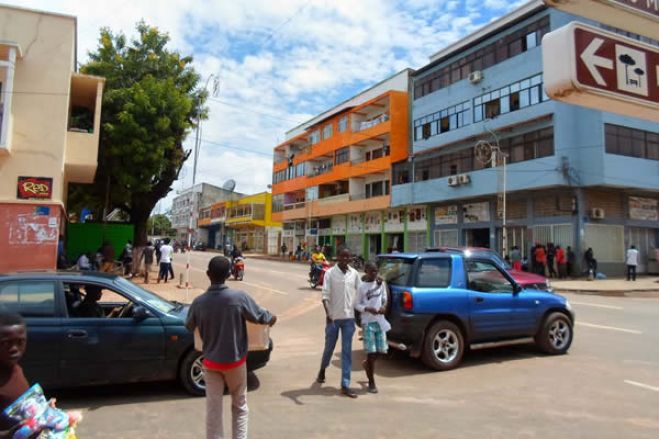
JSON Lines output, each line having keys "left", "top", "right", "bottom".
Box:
{"left": 316, "top": 247, "right": 361, "bottom": 398}
{"left": 626, "top": 245, "right": 639, "bottom": 281}
{"left": 158, "top": 238, "right": 174, "bottom": 283}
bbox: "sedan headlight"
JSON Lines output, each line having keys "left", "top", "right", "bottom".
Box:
{"left": 565, "top": 300, "right": 572, "bottom": 312}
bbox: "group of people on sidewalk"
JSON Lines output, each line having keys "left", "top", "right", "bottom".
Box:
{"left": 188, "top": 247, "right": 389, "bottom": 438}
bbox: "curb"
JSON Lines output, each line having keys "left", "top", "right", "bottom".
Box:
{"left": 555, "top": 288, "right": 659, "bottom": 298}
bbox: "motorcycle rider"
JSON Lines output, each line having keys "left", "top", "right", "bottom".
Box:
{"left": 310, "top": 246, "right": 327, "bottom": 281}
{"left": 231, "top": 248, "right": 244, "bottom": 277}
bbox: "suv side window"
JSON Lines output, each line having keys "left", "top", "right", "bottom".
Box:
{"left": 0, "top": 281, "right": 57, "bottom": 317}
{"left": 416, "top": 258, "right": 451, "bottom": 288}
{"left": 465, "top": 260, "right": 514, "bottom": 293}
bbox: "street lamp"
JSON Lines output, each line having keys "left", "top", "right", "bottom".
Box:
{"left": 475, "top": 133, "right": 508, "bottom": 258}
{"left": 185, "top": 74, "right": 220, "bottom": 296}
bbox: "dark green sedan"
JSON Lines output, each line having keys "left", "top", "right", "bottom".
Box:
{"left": 0, "top": 271, "right": 273, "bottom": 396}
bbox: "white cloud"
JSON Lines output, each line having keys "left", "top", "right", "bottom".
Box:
{"left": 8, "top": 0, "right": 523, "bottom": 214}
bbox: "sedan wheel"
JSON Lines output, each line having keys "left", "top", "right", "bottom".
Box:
{"left": 180, "top": 350, "right": 206, "bottom": 396}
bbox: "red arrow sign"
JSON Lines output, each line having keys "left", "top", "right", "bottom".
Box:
{"left": 575, "top": 27, "right": 659, "bottom": 103}
{"left": 543, "top": 22, "right": 659, "bottom": 121}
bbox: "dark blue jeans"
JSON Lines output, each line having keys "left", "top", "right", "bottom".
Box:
{"left": 320, "top": 318, "right": 356, "bottom": 388}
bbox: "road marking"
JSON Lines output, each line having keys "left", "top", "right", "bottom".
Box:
{"left": 624, "top": 380, "right": 659, "bottom": 393}
{"left": 240, "top": 280, "right": 289, "bottom": 295}
{"left": 571, "top": 301, "right": 623, "bottom": 310}
{"left": 576, "top": 321, "right": 642, "bottom": 334}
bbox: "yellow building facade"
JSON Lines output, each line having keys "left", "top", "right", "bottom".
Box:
{"left": 0, "top": 5, "right": 104, "bottom": 271}
{"left": 199, "top": 192, "right": 282, "bottom": 255}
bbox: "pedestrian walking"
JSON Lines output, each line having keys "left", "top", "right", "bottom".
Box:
{"left": 510, "top": 246, "right": 522, "bottom": 271}
{"left": 354, "top": 262, "right": 390, "bottom": 394}
{"left": 281, "top": 243, "right": 288, "bottom": 259}
{"left": 100, "top": 241, "right": 115, "bottom": 273}
{"left": 534, "top": 245, "right": 547, "bottom": 276}
{"left": 316, "top": 248, "right": 361, "bottom": 398}
{"left": 566, "top": 246, "right": 576, "bottom": 278}
{"left": 157, "top": 238, "right": 174, "bottom": 283}
{"left": 626, "top": 245, "right": 639, "bottom": 281}
{"left": 155, "top": 240, "right": 162, "bottom": 265}
{"left": 546, "top": 243, "right": 556, "bottom": 278}
{"left": 556, "top": 245, "right": 567, "bottom": 279}
{"left": 584, "top": 247, "right": 597, "bottom": 279}
{"left": 186, "top": 256, "right": 276, "bottom": 439}
{"left": 121, "top": 240, "right": 133, "bottom": 276}
{"left": 141, "top": 241, "right": 156, "bottom": 284}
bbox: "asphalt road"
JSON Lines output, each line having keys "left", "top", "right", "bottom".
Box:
{"left": 56, "top": 253, "right": 659, "bottom": 438}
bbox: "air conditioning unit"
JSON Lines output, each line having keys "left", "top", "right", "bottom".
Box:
{"left": 591, "top": 208, "right": 605, "bottom": 219}
{"left": 447, "top": 176, "right": 459, "bottom": 187}
{"left": 458, "top": 174, "right": 471, "bottom": 184}
{"left": 468, "top": 70, "right": 484, "bottom": 84}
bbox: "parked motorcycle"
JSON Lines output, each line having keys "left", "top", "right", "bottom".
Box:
{"left": 309, "top": 260, "right": 330, "bottom": 289}
{"left": 232, "top": 257, "right": 245, "bottom": 281}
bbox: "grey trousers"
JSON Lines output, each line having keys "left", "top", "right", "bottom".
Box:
{"left": 204, "top": 363, "right": 249, "bottom": 439}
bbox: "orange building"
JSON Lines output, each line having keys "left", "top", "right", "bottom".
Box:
{"left": 271, "top": 70, "right": 413, "bottom": 259}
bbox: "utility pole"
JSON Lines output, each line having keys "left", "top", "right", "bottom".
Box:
{"left": 185, "top": 74, "right": 220, "bottom": 298}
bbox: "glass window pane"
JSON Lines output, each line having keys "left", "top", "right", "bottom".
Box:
{"left": 530, "top": 86, "right": 540, "bottom": 104}
{"left": 416, "top": 259, "right": 451, "bottom": 288}
{"left": 500, "top": 96, "right": 510, "bottom": 113}
{"left": 526, "top": 32, "right": 537, "bottom": 49}
{"left": 520, "top": 89, "right": 530, "bottom": 107}
{"left": 521, "top": 79, "right": 531, "bottom": 89}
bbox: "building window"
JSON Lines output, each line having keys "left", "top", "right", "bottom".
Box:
{"left": 335, "top": 147, "right": 349, "bottom": 165}
{"left": 365, "top": 180, "right": 388, "bottom": 198}
{"left": 322, "top": 124, "right": 333, "bottom": 140}
{"left": 414, "top": 101, "right": 470, "bottom": 141}
{"left": 396, "top": 126, "right": 554, "bottom": 185}
{"left": 338, "top": 116, "right": 348, "bottom": 133}
{"left": 605, "top": 124, "right": 659, "bottom": 160}
{"left": 473, "top": 74, "right": 547, "bottom": 122}
{"left": 309, "top": 130, "right": 321, "bottom": 145}
{"left": 413, "top": 16, "right": 549, "bottom": 100}
{"left": 296, "top": 163, "right": 305, "bottom": 177}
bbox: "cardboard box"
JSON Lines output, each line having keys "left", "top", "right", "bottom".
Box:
{"left": 194, "top": 322, "right": 270, "bottom": 352}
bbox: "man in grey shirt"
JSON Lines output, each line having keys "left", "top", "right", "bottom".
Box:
{"left": 186, "top": 256, "right": 277, "bottom": 439}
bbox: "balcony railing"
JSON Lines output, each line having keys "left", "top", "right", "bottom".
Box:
{"left": 356, "top": 113, "right": 389, "bottom": 132}
{"left": 318, "top": 193, "right": 350, "bottom": 204}
{"left": 283, "top": 201, "right": 306, "bottom": 210}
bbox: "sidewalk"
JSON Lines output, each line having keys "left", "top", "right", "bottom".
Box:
{"left": 550, "top": 275, "right": 659, "bottom": 297}
{"left": 131, "top": 273, "right": 205, "bottom": 302}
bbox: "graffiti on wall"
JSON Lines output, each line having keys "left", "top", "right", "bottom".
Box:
{"left": 8, "top": 214, "right": 59, "bottom": 245}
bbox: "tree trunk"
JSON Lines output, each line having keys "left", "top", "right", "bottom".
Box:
{"left": 131, "top": 206, "right": 151, "bottom": 247}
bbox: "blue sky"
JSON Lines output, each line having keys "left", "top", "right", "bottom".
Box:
{"left": 9, "top": 0, "right": 528, "bottom": 211}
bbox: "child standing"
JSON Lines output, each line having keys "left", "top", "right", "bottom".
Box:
{"left": 354, "top": 262, "right": 391, "bottom": 394}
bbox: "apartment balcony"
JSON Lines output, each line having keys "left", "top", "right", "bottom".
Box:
{"left": 65, "top": 73, "right": 105, "bottom": 183}
{"left": 311, "top": 194, "right": 390, "bottom": 217}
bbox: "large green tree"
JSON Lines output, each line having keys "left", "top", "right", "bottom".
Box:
{"left": 147, "top": 214, "right": 173, "bottom": 236}
{"left": 70, "top": 22, "right": 207, "bottom": 245}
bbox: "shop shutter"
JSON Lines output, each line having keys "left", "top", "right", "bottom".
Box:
{"left": 584, "top": 224, "right": 624, "bottom": 262}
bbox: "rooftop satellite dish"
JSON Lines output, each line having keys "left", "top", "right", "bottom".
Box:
{"left": 223, "top": 179, "right": 236, "bottom": 192}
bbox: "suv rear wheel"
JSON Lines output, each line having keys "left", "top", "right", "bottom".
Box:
{"left": 535, "top": 312, "right": 573, "bottom": 355}
{"left": 421, "top": 320, "right": 464, "bottom": 371}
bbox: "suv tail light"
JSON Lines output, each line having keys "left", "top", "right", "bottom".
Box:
{"left": 402, "top": 291, "right": 413, "bottom": 310}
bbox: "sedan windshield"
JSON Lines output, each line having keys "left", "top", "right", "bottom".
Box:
{"left": 114, "top": 277, "right": 177, "bottom": 314}
{"left": 378, "top": 257, "right": 414, "bottom": 286}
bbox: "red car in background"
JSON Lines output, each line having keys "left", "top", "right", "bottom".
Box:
{"left": 427, "top": 247, "right": 552, "bottom": 291}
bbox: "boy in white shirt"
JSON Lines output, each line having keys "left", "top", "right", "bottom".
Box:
{"left": 354, "top": 261, "right": 390, "bottom": 394}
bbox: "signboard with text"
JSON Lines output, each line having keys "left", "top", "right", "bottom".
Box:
{"left": 17, "top": 177, "right": 53, "bottom": 200}
{"left": 543, "top": 22, "right": 659, "bottom": 122}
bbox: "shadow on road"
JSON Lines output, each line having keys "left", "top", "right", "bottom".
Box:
{"left": 55, "top": 372, "right": 262, "bottom": 411}
{"left": 280, "top": 381, "right": 372, "bottom": 405}
{"left": 322, "top": 343, "right": 552, "bottom": 379}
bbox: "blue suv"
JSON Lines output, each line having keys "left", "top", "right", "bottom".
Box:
{"left": 378, "top": 251, "right": 574, "bottom": 371}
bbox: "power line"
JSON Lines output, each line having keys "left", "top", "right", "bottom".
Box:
{"left": 260, "top": 0, "right": 313, "bottom": 48}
